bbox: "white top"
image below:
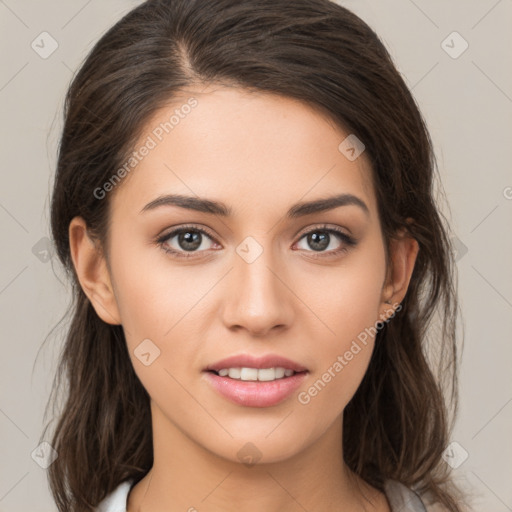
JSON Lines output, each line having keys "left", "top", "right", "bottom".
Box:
{"left": 96, "top": 478, "right": 431, "bottom": 511}
{"left": 96, "top": 480, "right": 134, "bottom": 512}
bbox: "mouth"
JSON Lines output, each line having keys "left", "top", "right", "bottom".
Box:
{"left": 202, "top": 354, "right": 309, "bottom": 407}
{"left": 202, "top": 369, "right": 309, "bottom": 407}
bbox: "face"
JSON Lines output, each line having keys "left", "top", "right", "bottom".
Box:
{"left": 72, "top": 85, "right": 415, "bottom": 465}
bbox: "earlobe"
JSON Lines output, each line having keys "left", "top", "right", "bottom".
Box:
{"left": 68, "top": 216, "right": 122, "bottom": 325}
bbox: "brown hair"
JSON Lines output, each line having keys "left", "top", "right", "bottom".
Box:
{"left": 42, "top": 0, "right": 465, "bottom": 510}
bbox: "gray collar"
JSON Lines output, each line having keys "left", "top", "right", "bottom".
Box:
{"left": 384, "top": 479, "right": 428, "bottom": 511}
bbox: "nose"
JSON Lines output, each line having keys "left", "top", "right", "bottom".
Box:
{"left": 221, "top": 242, "right": 295, "bottom": 337}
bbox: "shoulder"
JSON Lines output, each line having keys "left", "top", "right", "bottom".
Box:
{"left": 95, "top": 479, "right": 135, "bottom": 512}
{"left": 383, "top": 479, "right": 449, "bottom": 512}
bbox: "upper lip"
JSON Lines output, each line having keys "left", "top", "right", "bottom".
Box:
{"left": 204, "top": 354, "right": 308, "bottom": 373}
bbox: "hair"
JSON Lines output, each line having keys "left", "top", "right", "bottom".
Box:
{"left": 41, "top": 0, "right": 465, "bottom": 510}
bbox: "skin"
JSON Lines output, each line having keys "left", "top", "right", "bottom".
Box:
{"left": 69, "top": 85, "right": 419, "bottom": 511}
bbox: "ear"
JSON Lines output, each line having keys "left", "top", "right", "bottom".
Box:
{"left": 68, "top": 216, "right": 121, "bottom": 325}
{"left": 380, "top": 225, "right": 419, "bottom": 317}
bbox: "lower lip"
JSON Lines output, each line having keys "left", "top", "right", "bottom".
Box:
{"left": 203, "top": 371, "right": 309, "bottom": 407}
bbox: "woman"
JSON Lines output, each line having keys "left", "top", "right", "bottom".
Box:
{"left": 42, "top": 0, "right": 466, "bottom": 510}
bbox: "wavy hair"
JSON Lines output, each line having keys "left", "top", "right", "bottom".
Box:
{"left": 42, "top": 0, "right": 465, "bottom": 510}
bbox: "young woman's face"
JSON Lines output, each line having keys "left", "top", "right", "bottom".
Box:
{"left": 86, "top": 86, "right": 408, "bottom": 463}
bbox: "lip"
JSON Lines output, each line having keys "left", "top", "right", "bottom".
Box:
{"left": 203, "top": 370, "right": 309, "bottom": 407}
{"left": 204, "top": 353, "right": 308, "bottom": 373}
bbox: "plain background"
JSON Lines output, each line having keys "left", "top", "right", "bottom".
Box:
{"left": 1, "top": 1, "right": 511, "bottom": 510}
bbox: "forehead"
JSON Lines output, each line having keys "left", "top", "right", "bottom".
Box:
{"left": 109, "top": 85, "right": 376, "bottom": 220}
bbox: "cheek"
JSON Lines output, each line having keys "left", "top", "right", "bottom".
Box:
{"left": 108, "top": 238, "right": 212, "bottom": 383}
{"left": 293, "top": 235, "right": 386, "bottom": 345}
{"left": 108, "top": 233, "right": 192, "bottom": 340}
{"left": 295, "top": 289, "right": 379, "bottom": 423}
{"left": 335, "top": 237, "right": 386, "bottom": 331}
{"left": 108, "top": 248, "right": 200, "bottom": 405}
{"left": 294, "top": 240, "right": 386, "bottom": 410}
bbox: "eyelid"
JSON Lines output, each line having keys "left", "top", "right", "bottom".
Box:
{"left": 295, "top": 223, "right": 354, "bottom": 240}
{"left": 155, "top": 224, "right": 220, "bottom": 255}
{"left": 293, "top": 224, "right": 357, "bottom": 258}
{"left": 156, "top": 223, "right": 357, "bottom": 258}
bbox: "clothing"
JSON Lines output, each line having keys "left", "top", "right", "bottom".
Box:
{"left": 96, "top": 478, "right": 430, "bottom": 511}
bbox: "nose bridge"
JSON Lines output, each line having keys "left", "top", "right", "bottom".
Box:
{"left": 223, "top": 234, "right": 293, "bottom": 333}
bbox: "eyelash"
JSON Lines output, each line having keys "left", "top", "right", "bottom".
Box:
{"left": 156, "top": 224, "right": 357, "bottom": 260}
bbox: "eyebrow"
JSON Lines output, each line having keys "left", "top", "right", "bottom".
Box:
{"left": 140, "top": 193, "right": 370, "bottom": 218}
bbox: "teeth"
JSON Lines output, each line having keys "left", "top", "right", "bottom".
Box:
{"left": 216, "top": 367, "right": 297, "bottom": 381}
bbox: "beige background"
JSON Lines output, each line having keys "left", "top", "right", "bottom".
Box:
{"left": 1, "top": 1, "right": 511, "bottom": 510}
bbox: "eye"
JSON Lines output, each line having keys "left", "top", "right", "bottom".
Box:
{"left": 156, "top": 223, "right": 357, "bottom": 260}
{"left": 156, "top": 225, "right": 219, "bottom": 259}
{"left": 294, "top": 225, "right": 357, "bottom": 258}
